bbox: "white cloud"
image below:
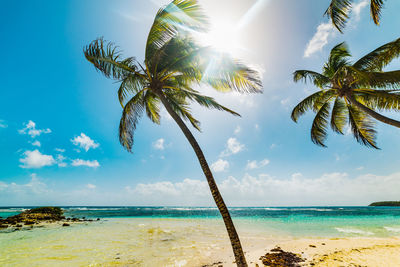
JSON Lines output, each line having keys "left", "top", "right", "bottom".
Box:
{"left": 280, "top": 98, "right": 290, "bottom": 108}
{"left": 55, "top": 148, "right": 65, "bottom": 153}
{"left": 246, "top": 159, "right": 270, "bottom": 170}
{"left": 32, "top": 140, "right": 41, "bottom": 147}
{"left": 0, "top": 120, "right": 7, "bottom": 128}
{"left": 153, "top": 138, "right": 165, "bottom": 150}
{"left": 220, "top": 137, "right": 245, "bottom": 157}
{"left": 211, "top": 159, "right": 230, "bottom": 172}
{"left": 304, "top": 22, "right": 336, "bottom": 57}
{"left": 234, "top": 126, "right": 241, "bottom": 135}
{"left": 56, "top": 154, "right": 67, "bottom": 167}
{"left": 129, "top": 172, "right": 400, "bottom": 206}
{"left": 304, "top": 0, "right": 368, "bottom": 58}
{"left": 0, "top": 174, "right": 47, "bottom": 194}
{"left": 86, "top": 183, "right": 96, "bottom": 189}
{"left": 356, "top": 166, "right": 365, "bottom": 171}
{"left": 71, "top": 133, "right": 99, "bottom": 152}
{"left": 353, "top": 0, "right": 369, "bottom": 21}
{"left": 18, "top": 120, "right": 51, "bottom": 138}
{"left": 71, "top": 159, "right": 100, "bottom": 168}
{"left": 19, "top": 150, "right": 56, "bottom": 169}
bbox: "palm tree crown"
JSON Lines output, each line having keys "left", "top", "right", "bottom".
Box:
{"left": 292, "top": 38, "right": 400, "bottom": 148}
{"left": 326, "top": 0, "right": 385, "bottom": 33}
{"left": 84, "top": 6, "right": 261, "bottom": 152}
{"left": 84, "top": 1, "right": 262, "bottom": 266}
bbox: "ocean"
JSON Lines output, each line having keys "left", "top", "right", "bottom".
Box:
{"left": 1, "top": 206, "right": 400, "bottom": 266}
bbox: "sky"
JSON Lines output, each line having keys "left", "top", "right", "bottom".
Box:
{"left": 1, "top": 0, "right": 400, "bottom": 206}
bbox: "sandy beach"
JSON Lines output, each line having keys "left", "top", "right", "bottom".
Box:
{"left": 245, "top": 237, "right": 400, "bottom": 267}
{"left": 1, "top": 216, "right": 400, "bottom": 266}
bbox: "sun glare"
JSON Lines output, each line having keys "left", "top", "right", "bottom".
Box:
{"left": 199, "top": 20, "right": 241, "bottom": 56}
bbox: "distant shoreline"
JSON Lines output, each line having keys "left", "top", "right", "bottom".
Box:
{"left": 369, "top": 201, "right": 400, "bottom": 206}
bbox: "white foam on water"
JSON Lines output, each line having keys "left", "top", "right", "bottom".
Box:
{"left": 335, "top": 227, "right": 374, "bottom": 235}
{"left": 384, "top": 226, "right": 400, "bottom": 233}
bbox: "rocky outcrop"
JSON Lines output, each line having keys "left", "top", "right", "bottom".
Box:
{"left": 0, "top": 207, "right": 98, "bottom": 230}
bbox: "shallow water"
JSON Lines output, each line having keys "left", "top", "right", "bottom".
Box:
{"left": 1, "top": 207, "right": 400, "bottom": 266}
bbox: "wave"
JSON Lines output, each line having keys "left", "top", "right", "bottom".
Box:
{"left": 64, "top": 207, "right": 127, "bottom": 211}
{"left": 335, "top": 227, "right": 374, "bottom": 235}
{"left": 0, "top": 208, "right": 27, "bottom": 212}
{"left": 384, "top": 227, "right": 400, "bottom": 233}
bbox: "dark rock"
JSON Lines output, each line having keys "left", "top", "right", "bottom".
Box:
{"left": 16, "top": 224, "right": 22, "bottom": 228}
{"left": 309, "top": 245, "right": 316, "bottom": 248}
{"left": 97, "top": 218, "right": 100, "bottom": 221}
{"left": 259, "top": 247, "right": 304, "bottom": 267}
{"left": 62, "top": 223, "right": 70, "bottom": 227}
{"left": 3, "top": 207, "right": 64, "bottom": 225}
{"left": 0, "top": 224, "right": 8, "bottom": 228}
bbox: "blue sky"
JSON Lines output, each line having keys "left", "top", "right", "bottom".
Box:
{"left": 1, "top": 0, "right": 400, "bottom": 206}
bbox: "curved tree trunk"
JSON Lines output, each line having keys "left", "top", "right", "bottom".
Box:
{"left": 347, "top": 94, "right": 400, "bottom": 128}
{"left": 156, "top": 90, "right": 248, "bottom": 267}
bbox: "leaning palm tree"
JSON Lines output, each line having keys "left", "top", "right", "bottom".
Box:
{"left": 326, "top": 0, "right": 385, "bottom": 33}
{"left": 292, "top": 38, "right": 400, "bottom": 148}
{"left": 84, "top": 0, "right": 262, "bottom": 266}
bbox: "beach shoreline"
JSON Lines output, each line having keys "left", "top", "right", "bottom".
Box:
{"left": 1, "top": 216, "right": 400, "bottom": 266}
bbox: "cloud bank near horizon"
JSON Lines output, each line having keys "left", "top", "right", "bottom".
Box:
{"left": 2, "top": 171, "right": 400, "bottom": 206}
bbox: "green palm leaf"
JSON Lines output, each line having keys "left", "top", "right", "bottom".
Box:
{"left": 347, "top": 104, "right": 378, "bottom": 148}
{"left": 201, "top": 52, "right": 262, "bottom": 93}
{"left": 325, "top": 0, "right": 352, "bottom": 33}
{"left": 293, "top": 70, "right": 330, "bottom": 88}
{"left": 370, "top": 0, "right": 385, "bottom": 25}
{"left": 354, "top": 89, "right": 400, "bottom": 111}
{"left": 311, "top": 102, "right": 331, "bottom": 147}
{"left": 330, "top": 97, "right": 348, "bottom": 134}
{"left": 145, "top": 0, "right": 208, "bottom": 64}
{"left": 291, "top": 91, "right": 325, "bottom": 122}
{"left": 119, "top": 90, "right": 146, "bottom": 152}
{"left": 353, "top": 38, "right": 400, "bottom": 71}
{"left": 84, "top": 38, "right": 142, "bottom": 80}
{"left": 144, "top": 91, "right": 161, "bottom": 124}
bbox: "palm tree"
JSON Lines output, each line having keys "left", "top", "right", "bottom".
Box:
{"left": 292, "top": 38, "right": 400, "bottom": 148}
{"left": 325, "top": 0, "right": 385, "bottom": 33}
{"left": 83, "top": 1, "right": 262, "bottom": 266}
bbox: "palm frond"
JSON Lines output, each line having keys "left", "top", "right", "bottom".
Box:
{"left": 325, "top": 0, "right": 352, "bottom": 33}
{"left": 201, "top": 52, "right": 262, "bottom": 93}
{"left": 293, "top": 70, "right": 330, "bottom": 88}
{"left": 370, "top": 0, "right": 385, "bottom": 25}
{"left": 311, "top": 102, "right": 331, "bottom": 147}
{"left": 119, "top": 90, "right": 146, "bottom": 152}
{"left": 291, "top": 91, "right": 325, "bottom": 122}
{"left": 118, "top": 75, "right": 147, "bottom": 107}
{"left": 313, "top": 89, "right": 336, "bottom": 110}
{"left": 164, "top": 92, "right": 201, "bottom": 130}
{"left": 330, "top": 97, "right": 348, "bottom": 134}
{"left": 347, "top": 104, "right": 378, "bottom": 148}
{"left": 145, "top": 0, "right": 208, "bottom": 64}
{"left": 169, "top": 87, "right": 240, "bottom": 116}
{"left": 354, "top": 89, "right": 400, "bottom": 111}
{"left": 84, "top": 38, "right": 141, "bottom": 80}
{"left": 351, "top": 69, "right": 400, "bottom": 89}
{"left": 144, "top": 91, "right": 161, "bottom": 124}
{"left": 353, "top": 38, "right": 400, "bottom": 71}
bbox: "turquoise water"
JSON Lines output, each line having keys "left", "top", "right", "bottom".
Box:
{"left": 1, "top": 206, "right": 400, "bottom": 237}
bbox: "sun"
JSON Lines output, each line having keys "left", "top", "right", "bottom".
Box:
{"left": 198, "top": 19, "right": 241, "bottom": 56}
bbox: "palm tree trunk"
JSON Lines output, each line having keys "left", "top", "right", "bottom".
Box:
{"left": 347, "top": 94, "right": 400, "bottom": 128}
{"left": 156, "top": 90, "right": 248, "bottom": 267}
